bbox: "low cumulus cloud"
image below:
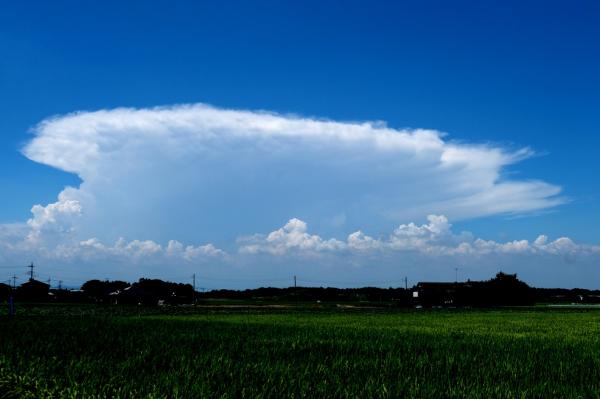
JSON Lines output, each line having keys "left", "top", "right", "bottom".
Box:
{"left": 238, "top": 215, "right": 592, "bottom": 258}
{"left": 234, "top": 215, "right": 600, "bottom": 288}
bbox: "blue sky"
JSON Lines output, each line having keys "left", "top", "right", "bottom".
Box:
{"left": 1, "top": 1, "right": 599, "bottom": 288}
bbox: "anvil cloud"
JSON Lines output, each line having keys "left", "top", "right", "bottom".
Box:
{"left": 23, "top": 103, "right": 563, "bottom": 241}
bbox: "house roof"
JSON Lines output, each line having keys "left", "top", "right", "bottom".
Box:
{"left": 21, "top": 279, "right": 50, "bottom": 288}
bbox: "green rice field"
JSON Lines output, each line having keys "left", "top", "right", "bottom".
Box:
{"left": 1, "top": 305, "right": 599, "bottom": 398}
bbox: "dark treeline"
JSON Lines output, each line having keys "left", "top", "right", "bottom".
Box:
{"left": 414, "top": 273, "right": 600, "bottom": 307}
{"left": 204, "top": 286, "right": 412, "bottom": 304}
{"left": 1, "top": 272, "right": 600, "bottom": 307}
{"left": 534, "top": 287, "right": 600, "bottom": 304}
{"left": 0, "top": 278, "right": 194, "bottom": 306}
{"left": 0, "top": 283, "right": 10, "bottom": 302}
{"left": 82, "top": 278, "right": 195, "bottom": 305}
{"left": 204, "top": 273, "right": 600, "bottom": 306}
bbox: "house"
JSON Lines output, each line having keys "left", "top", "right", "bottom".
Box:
{"left": 0, "top": 283, "right": 11, "bottom": 302}
{"left": 17, "top": 278, "right": 50, "bottom": 301}
{"left": 413, "top": 282, "right": 469, "bottom": 307}
{"left": 109, "top": 279, "right": 194, "bottom": 306}
{"left": 413, "top": 273, "right": 534, "bottom": 307}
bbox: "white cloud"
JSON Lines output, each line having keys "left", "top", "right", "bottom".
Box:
{"left": 1, "top": 209, "right": 598, "bottom": 287}
{"left": 70, "top": 237, "right": 225, "bottom": 261}
{"left": 3, "top": 103, "right": 597, "bottom": 287}
{"left": 1, "top": 232, "right": 224, "bottom": 266}
{"left": 166, "top": 240, "right": 225, "bottom": 259}
{"left": 347, "top": 230, "right": 383, "bottom": 251}
{"left": 42, "top": 237, "right": 225, "bottom": 264}
{"left": 239, "top": 215, "right": 597, "bottom": 258}
{"left": 21, "top": 103, "right": 564, "bottom": 247}
{"left": 239, "top": 218, "right": 345, "bottom": 255}
{"left": 26, "top": 190, "right": 82, "bottom": 243}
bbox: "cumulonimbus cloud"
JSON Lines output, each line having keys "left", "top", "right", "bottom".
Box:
{"left": 3, "top": 103, "right": 596, "bottom": 287}
{"left": 21, "top": 103, "right": 564, "bottom": 246}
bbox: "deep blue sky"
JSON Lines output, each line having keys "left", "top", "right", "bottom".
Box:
{"left": 1, "top": 0, "right": 599, "bottom": 243}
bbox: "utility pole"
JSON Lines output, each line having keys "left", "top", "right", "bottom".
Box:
{"left": 27, "top": 262, "right": 34, "bottom": 281}
{"left": 192, "top": 273, "right": 196, "bottom": 305}
{"left": 12, "top": 275, "right": 18, "bottom": 289}
{"left": 293, "top": 275, "right": 298, "bottom": 305}
{"left": 404, "top": 276, "right": 408, "bottom": 290}
{"left": 455, "top": 267, "right": 459, "bottom": 283}
{"left": 47, "top": 277, "right": 51, "bottom": 286}
{"left": 58, "top": 280, "right": 63, "bottom": 290}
